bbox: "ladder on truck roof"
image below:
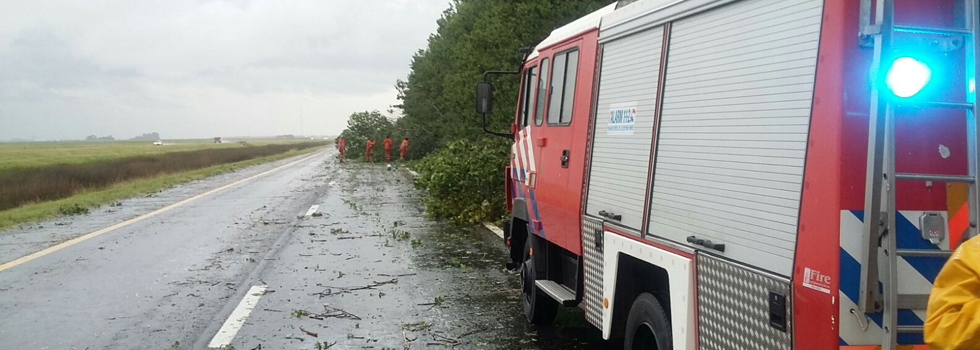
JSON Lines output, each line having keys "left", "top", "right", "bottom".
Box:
{"left": 858, "top": 0, "right": 980, "bottom": 348}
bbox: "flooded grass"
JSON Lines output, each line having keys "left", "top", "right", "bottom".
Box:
{"left": 0, "top": 142, "right": 326, "bottom": 211}
{"left": 0, "top": 147, "right": 322, "bottom": 231}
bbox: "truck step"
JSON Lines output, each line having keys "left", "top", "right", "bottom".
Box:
{"left": 535, "top": 280, "right": 577, "bottom": 306}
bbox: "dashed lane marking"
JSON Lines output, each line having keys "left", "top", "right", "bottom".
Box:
{"left": 304, "top": 205, "right": 320, "bottom": 218}
{"left": 207, "top": 285, "right": 267, "bottom": 348}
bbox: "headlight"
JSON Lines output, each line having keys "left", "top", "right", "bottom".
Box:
{"left": 885, "top": 57, "right": 931, "bottom": 98}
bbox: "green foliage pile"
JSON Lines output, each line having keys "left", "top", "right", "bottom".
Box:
{"left": 413, "top": 138, "right": 510, "bottom": 224}
{"left": 341, "top": 0, "right": 611, "bottom": 223}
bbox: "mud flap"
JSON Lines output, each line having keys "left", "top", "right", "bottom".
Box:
{"left": 506, "top": 217, "right": 526, "bottom": 270}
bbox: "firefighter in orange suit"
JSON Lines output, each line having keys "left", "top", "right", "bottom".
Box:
{"left": 925, "top": 235, "right": 980, "bottom": 350}
{"left": 400, "top": 138, "right": 409, "bottom": 161}
{"left": 365, "top": 139, "right": 376, "bottom": 162}
{"left": 337, "top": 137, "right": 345, "bottom": 163}
{"left": 383, "top": 136, "right": 393, "bottom": 162}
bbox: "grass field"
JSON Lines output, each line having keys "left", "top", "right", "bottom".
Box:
{"left": 0, "top": 139, "right": 329, "bottom": 230}
{"left": 0, "top": 138, "right": 316, "bottom": 171}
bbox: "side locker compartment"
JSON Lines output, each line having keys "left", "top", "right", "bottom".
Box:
{"left": 585, "top": 25, "right": 664, "bottom": 230}
{"left": 645, "top": 0, "right": 824, "bottom": 277}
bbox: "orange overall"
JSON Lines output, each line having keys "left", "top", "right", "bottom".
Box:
{"left": 383, "top": 138, "right": 393, "bottom": 162}
{"left": 365, "top": 140, "right": 376, "bottom": 161}
{"left": 400, "top": 139, "right": 409, "bottom": 160}
{"left": 337, "top": 138, "right": 345, "bottom": 162}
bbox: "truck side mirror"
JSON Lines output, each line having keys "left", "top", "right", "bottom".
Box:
{"left": 475, "top": 81, "right": 493, "bottom": 114}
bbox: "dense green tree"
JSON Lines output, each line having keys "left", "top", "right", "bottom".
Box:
{"left": 394, "top": 0, "right": 611, "bottom": 151}
{"left": 336, "top": 111, "right": 394, "bottom": 161}
{"left": 341, "top": 0, "right": 612, "bottom": 222}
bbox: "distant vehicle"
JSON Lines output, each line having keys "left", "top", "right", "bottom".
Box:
{"left": 213, "top": 137, "right": 222, "bottom": 144}
{"left": 152, "top": 140, "right": 163, "bottom": 146}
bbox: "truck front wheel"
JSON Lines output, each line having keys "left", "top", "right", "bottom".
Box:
{"left": 521, "top": 234, "right": 558, "bottom": 325}
{"left": 624, "top": 293, "right": 672, "bottom": 350}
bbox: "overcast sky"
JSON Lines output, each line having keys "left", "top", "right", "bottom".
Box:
{"left": 0, "top": 0, "right": 448, "bottom": 141}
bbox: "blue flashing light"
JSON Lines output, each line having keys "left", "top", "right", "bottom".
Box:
{"left": 885, "top": 57, "right": 931, "bottom": 98}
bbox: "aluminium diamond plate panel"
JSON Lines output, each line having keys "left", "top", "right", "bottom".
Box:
{"left": 697, "top": 253, "right": 792, "bottom": 350}
{"left": 582, "top": 216, "right": 604, "bottom": 328}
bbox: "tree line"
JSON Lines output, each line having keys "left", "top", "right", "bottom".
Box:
{"left": 338, "top": 0, "right": 610, "bottom": 224}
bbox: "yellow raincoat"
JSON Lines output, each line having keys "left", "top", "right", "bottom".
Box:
{"left": 925, "top": 236, "right": 980, "bottom": 350}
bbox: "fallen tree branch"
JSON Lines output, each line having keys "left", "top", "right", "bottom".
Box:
{"left": 307, "top": 304, "right": 361, "bottom": 320}
{"left": 310, "top": 278, "right": 398, "bottom": 297}
{"left": 299, "top": 325, "right": 318, "bottom": 338}
{"left": 431, "top": 333, "right": 461, "bottom": 346}
{"left": 377, "top": 273, "right": 417, "bottom": 277}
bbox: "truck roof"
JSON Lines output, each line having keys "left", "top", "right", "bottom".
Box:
{"left": 527, "top": 2, "right": 617, "bottom": 60}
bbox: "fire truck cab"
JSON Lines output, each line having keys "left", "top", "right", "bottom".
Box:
{"left": 478, "top": 0, "right": 979, "bottom": 349}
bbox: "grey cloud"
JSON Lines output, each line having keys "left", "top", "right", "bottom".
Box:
{"left": 0, "top": 0, "right": 447, "bottom": 140}
{"left": 0, "top": 29, "right": 141, "bottom": 91}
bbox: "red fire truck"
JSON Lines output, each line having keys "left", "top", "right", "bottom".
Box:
{"left": 474, "top": 0, "right": 978, "bottom": 349}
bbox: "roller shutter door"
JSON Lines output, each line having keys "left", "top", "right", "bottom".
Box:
{"left": 647, "top": 0, "right": 823, "bottom": 276}
{"left": 585, "top": 26, "right": 663, "bottom": 230}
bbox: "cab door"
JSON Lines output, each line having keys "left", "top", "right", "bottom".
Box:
{"left": 526, "top": 42, "right": 585, "bottom": 252}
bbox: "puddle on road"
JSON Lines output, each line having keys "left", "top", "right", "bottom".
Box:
{"left": 334, "top": 162, "right": 613, "bottom": 350}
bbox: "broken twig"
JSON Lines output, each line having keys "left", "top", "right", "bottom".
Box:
{"left": 300, "top": 325, "right": 319, "bottom": 338}
{"left": 377, "top": 273, "right": 417, "bottom": 277}
{"left": 307, "top": 304, "right": 362, "bottom": 320}
{"left": 311, "top": 278, "right": 398, "bottom": 297}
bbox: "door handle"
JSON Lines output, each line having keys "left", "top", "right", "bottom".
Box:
{"left": 686, "top": 235, "right": 726, "bottom": 252}
{"left": 561, "top": 149, "right": 570, "bottom": 168}
{"left": 598, "top": 210, "right": 621, "bottom": 221}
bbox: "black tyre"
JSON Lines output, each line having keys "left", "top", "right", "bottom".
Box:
{"left": 520, "top": 233, "right": 558, "bottom": 325}
{"left": 624, "top": 293, "right": 672, "bottom": 350}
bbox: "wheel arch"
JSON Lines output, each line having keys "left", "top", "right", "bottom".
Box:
{"left": 611, "top": 253, "right": 672, "bottom": 338}
{"left": 599, "top": 233, "right": 696, "bottom": 349}
{"left": 507, "top": 199, "right": 531, "bottom": 267}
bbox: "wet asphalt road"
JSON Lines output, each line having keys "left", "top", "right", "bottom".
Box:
{"left": 0, "top": 149, "right": 611, "bottom": 350}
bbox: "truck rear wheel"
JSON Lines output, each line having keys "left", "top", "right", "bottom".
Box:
{"left": 624, "top": 293, "right": 672, "bottom": 350}
{"left": 521, "top": 234, "right": 558, "bottom": 325}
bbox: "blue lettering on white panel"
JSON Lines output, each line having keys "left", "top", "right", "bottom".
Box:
{"left": 607, "top": 103, "right": 636, "bottom": 135}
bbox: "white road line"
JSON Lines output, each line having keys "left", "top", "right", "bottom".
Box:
{"left": 207, "top": 285, "right": 267, "bottom": 349}
{"left": 407, "top": 169, "right": 419, "bottom": 177}
{"left": 484, "top": 223, "right": 505, "bottom": 239}
{"left": 304, "top": 205, "right": 320, "bottom": 217}
{"left": 0, "top": 151, "right": 323, "bottom": 273}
